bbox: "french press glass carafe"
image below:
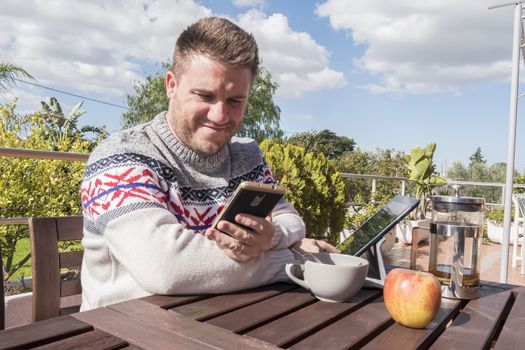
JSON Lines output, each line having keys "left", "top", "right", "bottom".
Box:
{"left": 428, "top": 186, "right": 484, "bottom": 299}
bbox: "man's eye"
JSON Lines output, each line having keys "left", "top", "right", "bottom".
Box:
{"left": 194, "top": 92, "right": 213, "bottom": 101}
{"left": 229, "top": 99, "right": 243, "bottom": 106}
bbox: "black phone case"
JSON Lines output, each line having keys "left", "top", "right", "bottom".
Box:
{"left": 212, "top": 182, "right": 285, "bottom": 230}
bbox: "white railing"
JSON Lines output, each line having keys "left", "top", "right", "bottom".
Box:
{"left": 340, "top": 172, "right": 525, "bottom": 207}
{"left": 340, "top": 172, "right": 407, "bottom": 197}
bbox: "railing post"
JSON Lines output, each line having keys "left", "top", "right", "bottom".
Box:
{"left": 401, "top": 180, "right": 406, "bottom": 196}
{"left": 371, "top": 178, "right": 377, "bottom": 201}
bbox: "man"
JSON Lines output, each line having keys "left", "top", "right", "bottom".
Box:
{"left": 80, "top": 17, "right": 335, "bottom": 310}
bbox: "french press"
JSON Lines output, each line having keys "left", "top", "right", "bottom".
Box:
{"left": 428, "top": 185, "right": 484, "bottom": 299}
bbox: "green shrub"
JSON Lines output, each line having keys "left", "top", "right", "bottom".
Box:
{"left": 260, "top": 140, "right": 347, "bottom": 245}
{"left": 0, "top": 102, "right": 94, "bottom": 280}
{"left": 485, "top": 206, "right": 515, "bottom": 223}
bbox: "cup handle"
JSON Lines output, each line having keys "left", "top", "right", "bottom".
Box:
{"left": 285, "top": 263, "right": 310, "bottom": 290}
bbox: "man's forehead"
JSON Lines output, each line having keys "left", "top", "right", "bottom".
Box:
{"left": 176, "top": 55, "right": 251, "bottom": 90}
{"left": 176, "top": 53, "right": 253, "bottom": 80}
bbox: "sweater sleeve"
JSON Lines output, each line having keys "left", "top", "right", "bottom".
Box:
{"left": 271, "top": 200, "right": 306, "bottom": 249}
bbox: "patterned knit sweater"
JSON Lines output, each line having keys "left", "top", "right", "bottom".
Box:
{"left": 80, "top": 113, "right": 305, "bottom": 310}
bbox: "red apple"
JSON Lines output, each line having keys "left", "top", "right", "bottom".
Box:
{"left": 383, "top": 268, "right": 441, "bottom": 329}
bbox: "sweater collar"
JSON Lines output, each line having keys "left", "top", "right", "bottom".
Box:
{"left": 152, "top": 112, "right": 230, "bottom": 166}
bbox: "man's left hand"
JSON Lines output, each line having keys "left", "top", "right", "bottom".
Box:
{"left": 205, "top": 214, "right": 274, "bottom": 262}
{"left": 291, "top": 238, "right": 339, "bottom": 255}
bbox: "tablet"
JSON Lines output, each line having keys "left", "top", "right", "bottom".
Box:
{"left": 337, "top": 195, "right": 420, "bottom": 256}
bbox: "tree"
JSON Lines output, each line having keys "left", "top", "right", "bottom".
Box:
{"left": 446, "top": 161, "right": 469, "bottom": 181}
{"left": 0, "top": 63, "right": 33, "bottom": 94}
{"left": 336, "top": 149, "right": 374, "bottom": 203}
{"left": 488, "top": 162, "right": 507, "bottom": 183}
{"left": 286, "top": 130, "right": 355, "bottom": 160}
{"left": 446, "top": 159, "right": 519, "bottom": 203}
{"left": 121, "top": 63, "right": 169, "bottom": 129}
{"left": 237, "top": 67, "right": 282, "bottom": 142}
{"left": 121, "top": 64, "right": 283, "bottom": 142}
{"left": 1, "top": 101, "right": 96, "bottom": 280}
{"left": 469, "top": 147, "right": 486, "bottom": 165}
{"left": 39, "top": 97, "right": 107, "bottom": 150}
{"left": 336, "top": 148, "right": 407, "bottom": 203}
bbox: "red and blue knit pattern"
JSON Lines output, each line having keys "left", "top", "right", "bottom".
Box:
{"left": 81, "top": 153, "right": 276, "bottom": 234}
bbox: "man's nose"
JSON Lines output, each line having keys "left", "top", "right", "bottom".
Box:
{"left": 208, "top": 101, "right": 227, "bottom": 123}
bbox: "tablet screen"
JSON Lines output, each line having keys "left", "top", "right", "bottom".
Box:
{"left": 338, "top": 195, "right": 419, "bottom": 256}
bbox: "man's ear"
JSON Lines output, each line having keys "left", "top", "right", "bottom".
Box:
{"left": 166, "top": 71, "right": 177, "bottom": 99}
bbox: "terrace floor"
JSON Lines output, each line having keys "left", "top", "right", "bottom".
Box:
{"left": 383, "top": 240, "right": 525, "bottom": 286}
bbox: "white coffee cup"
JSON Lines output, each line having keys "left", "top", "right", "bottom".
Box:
{"left": 285, "top": 253, "right": 369, "bottom": 302}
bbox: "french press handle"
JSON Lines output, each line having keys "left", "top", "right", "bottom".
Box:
{"left": 450, "top": 184, "right": 463, "bottom": 198}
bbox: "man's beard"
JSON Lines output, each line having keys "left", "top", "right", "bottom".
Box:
{"left": 174, "top": 116, "right": 241, "bottom": 156}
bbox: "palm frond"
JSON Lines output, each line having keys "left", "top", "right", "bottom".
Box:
{"left": 0, "top": 63, "right": 34, "bottom": 93}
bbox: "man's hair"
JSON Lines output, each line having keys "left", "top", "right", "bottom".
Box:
{"left": 172, "top": 17, "right": 259, "bottom": 79}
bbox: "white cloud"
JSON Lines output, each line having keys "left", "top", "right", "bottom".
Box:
{"left": 237, "top": 10, "right": 346, "bottom": 97}
{"left": 233, "top": 0, "right": 266, "bottom": 8}
{"left": 0, "top": 0, "right": 211, "bottom": 97}
{"left": 316, "top": 0, "right": 515, "bottom": 95}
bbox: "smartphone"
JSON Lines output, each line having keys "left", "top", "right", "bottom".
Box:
{"left": 211, "top": 181, "right": 286, "bottom": 232}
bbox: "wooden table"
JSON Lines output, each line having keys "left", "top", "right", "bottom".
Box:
{"left": 0, "top": 281, "right": 524, "bottom": 349}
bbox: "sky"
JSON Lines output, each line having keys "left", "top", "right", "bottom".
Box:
{"left": 1, "top": 0, "right": 524, "bottom": 173}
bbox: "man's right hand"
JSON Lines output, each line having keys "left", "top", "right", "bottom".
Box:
{"left": 205, "top": 213, "right": 275, "bottom": 262}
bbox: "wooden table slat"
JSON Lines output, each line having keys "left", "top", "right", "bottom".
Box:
{"left": 494, "top": 288, "right": 525, "bottom": 350}
{"left": 245, "top": 288, "right": 381, "bottom": 347}
{"left": 172, "top": 282, "right": 296, "bottom": 320}
{"left": 0, "top": 315, "right": 92, "bottom": 350}
{"left": 289, "top": 297, "right": 393, "bottom": 350}
{"left": 33, "top": 328, "right": 128, "bottom": 350}
{"left": 139, "top": 294, "right": 211, "bottom": 308}
{"left": 429, "top": 287, "right": 514, "bottom": 350}
{"left": 207, "top": 287, "right": 317, "bottom": 333}
{"left": 361, "top": 297, "right": 463, "bottom": 350}
{"left": 108, "top": 299, "right": 280, "bottom": 350}
{"left": 73, "top": 305, "right": 217, "bottom": 350}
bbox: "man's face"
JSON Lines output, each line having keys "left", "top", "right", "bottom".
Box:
{"left": 165, "top": 55, "right": 252, "bottom": 156}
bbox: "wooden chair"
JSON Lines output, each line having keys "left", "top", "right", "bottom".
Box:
{"left": 28, "top": 216, "right": 83, "bottom": 322}
{"left": 512, "top": 195, "right": 525, "bottom": 273}
{"left": 0, "top": 243, "right": 5, "bottom": 330}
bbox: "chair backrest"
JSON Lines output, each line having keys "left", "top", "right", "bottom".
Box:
{"left": 28, "top": 216, "right": 83, "bottom": 322}
{"left": 515, "top": 194, "right": 525, "bottom": 216}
